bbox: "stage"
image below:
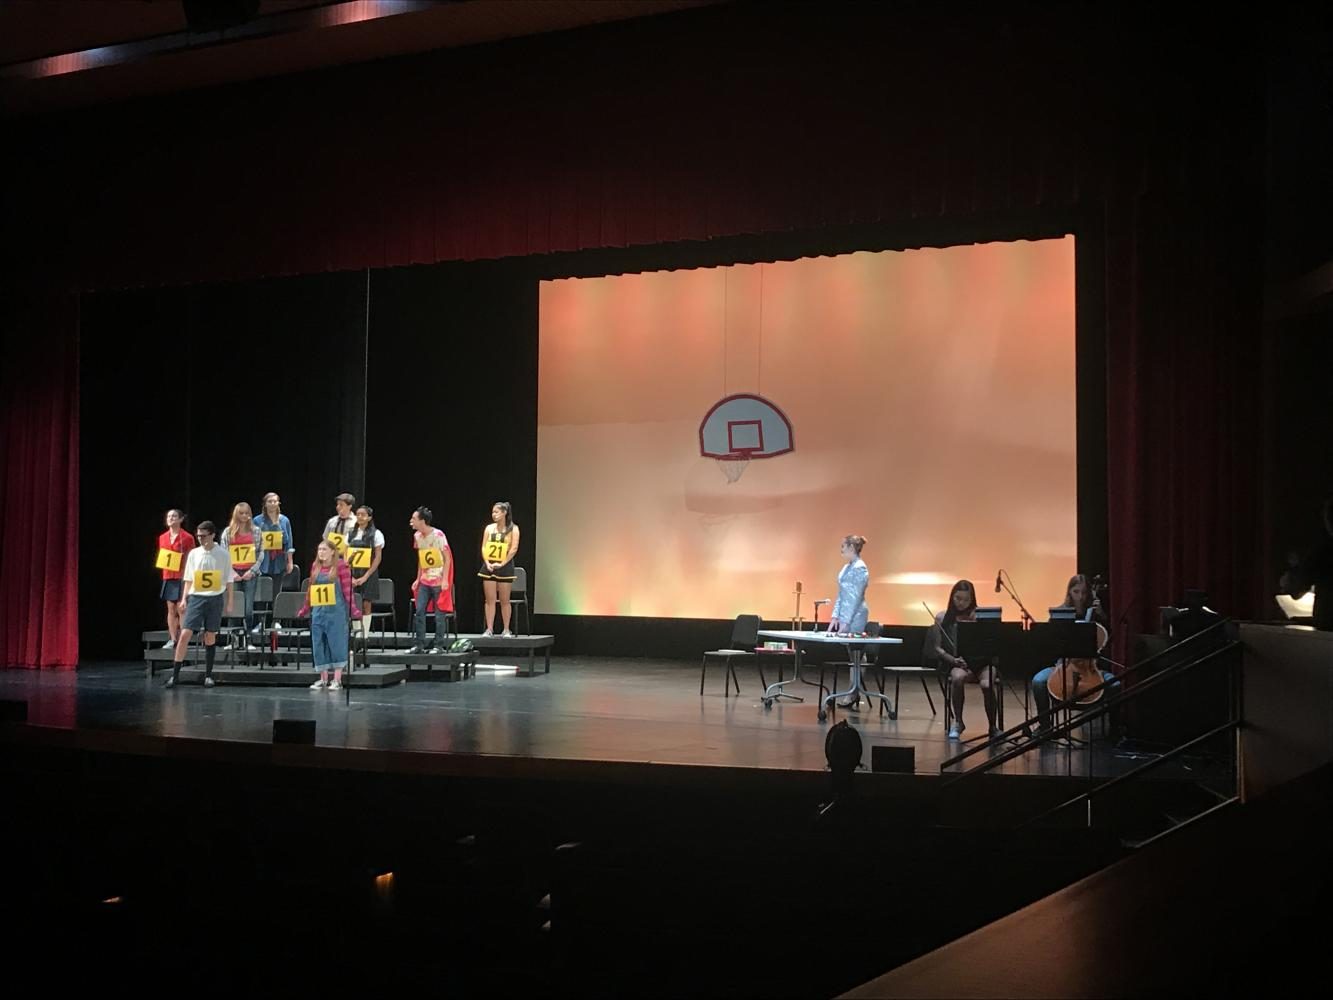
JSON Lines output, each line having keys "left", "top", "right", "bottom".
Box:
{"left": 1, "top": 656, "right": 1196, "bottom": 780}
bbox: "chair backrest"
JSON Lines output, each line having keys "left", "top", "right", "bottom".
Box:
{"left": 254, "top": 574, "right": 275, "bottom": 604}
{"left": 512, "top": 566, "right": 527, "bottom": 596}
{"left": 281, "top": 568, "right": 303, "bottom": 592}
{"left": 875, "top": 624, "right": 932, "bottom": 666}
{"left": 374, "top": 578, "right": 394, "bottom": 609}
{"left": 730, "top": 614, "right": 761, "bottom": 647}
{"left": 222, "top": 583, "right": 245, "bottom": 620}
{"left": 273, "top": 590, "right": 306, "bottom": 622}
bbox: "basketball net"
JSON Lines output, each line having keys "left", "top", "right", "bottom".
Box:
{"left": 717, "top": 452, "right": 752, "bottom": 484}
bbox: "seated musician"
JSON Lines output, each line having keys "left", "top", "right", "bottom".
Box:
{"left": 927, "top": 579, "right": 1000, "bottom": 740}
{"left": 1030, "top": 574, "right": 1118, "bottom": 732}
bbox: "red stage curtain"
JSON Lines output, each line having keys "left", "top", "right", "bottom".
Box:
{"left": 0, "top": 295, "right": 80, "bottom": 668}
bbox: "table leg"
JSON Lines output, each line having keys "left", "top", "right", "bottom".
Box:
{"left": 761, "top": 645, "right": 807, "bottom": 707}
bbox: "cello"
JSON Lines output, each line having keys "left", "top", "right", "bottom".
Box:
{"left": 1046, "top": 577, "right": 1110, "bottom": 706}
{"left": 1046, "top": 621, "right": 1109, "bottom": 706}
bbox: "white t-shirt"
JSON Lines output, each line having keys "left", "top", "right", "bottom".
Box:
{"left": 183, "top": 545, "right": 231, "bottom": 597}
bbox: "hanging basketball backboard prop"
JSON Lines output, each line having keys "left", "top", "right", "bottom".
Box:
{"left": 698, "top": 393, "right": 794, "bottom": 483}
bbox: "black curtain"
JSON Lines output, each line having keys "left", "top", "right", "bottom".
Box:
{"left": 81, "top": 271, "right": 368, "bottom": 659}
{"left": 364, "top": 261, "right": 538, "bottom": 635}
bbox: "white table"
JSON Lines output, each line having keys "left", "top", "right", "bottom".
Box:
{"left": 757, "top": 630, "right": 904, "bottom": 722}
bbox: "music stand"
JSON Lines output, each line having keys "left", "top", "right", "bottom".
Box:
{"left": 1029, "top": 621, "right": 1099, "bottom": 746}
{"left": 955, "top": 621, "right": 1020, "bottom": 741}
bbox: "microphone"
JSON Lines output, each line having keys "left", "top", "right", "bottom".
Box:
{"left": 814, "top": 598, "right": 831, "bottom": 606}
{"left": 994, "top": 570, "right": 1003, "bottom": 594}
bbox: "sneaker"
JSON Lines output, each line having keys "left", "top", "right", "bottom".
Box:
{"left": 310, "top": 679, "right": 326, "bottom": 690}
{"left": 427, "top": 647, "right": 444, "bottom": 655}
{"left": 246, "top": 643, "right": 261, "bottom": 652}
{"left": 203, "top": 677, "right": 216, "bottom": 688}
{"left": 407, "top": 645, "right": 425, "bottom": 655}
{"left": 162, "top": 640, "right": 176, "bottom": 649}
{"left": 501, "top": 630, "right": 515, "bottom": 638}
{"left": 328, "top": 681, "right": 342, "bottom": 692}
{"left": 988, "top": 726, "right": 1002, "bottom": 740}
{"left": 947, "top": 724, "right": 964, "bottom": 740}
{"left": 163, "top": 676, "right": 175, "bottom": 688}
{"left": 481, "top": 629, "right": 493, "bottom": 638}
{"left": 836, "top": 696, "right": 859, "bottom": 709}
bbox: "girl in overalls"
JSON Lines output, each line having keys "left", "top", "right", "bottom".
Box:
{"left": 298, "top": 539, "right": 361, "bottom": 691}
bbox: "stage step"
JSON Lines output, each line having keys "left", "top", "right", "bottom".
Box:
{"left": 156, "top": 663, "right": 409, "bottom": 687}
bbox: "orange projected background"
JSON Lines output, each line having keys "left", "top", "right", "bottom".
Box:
{"left": 536, "top": 237, "right": 1077, "bottom": 622}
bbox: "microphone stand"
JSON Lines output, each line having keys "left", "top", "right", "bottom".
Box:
{"left": 995, "top": 570, "right": 1037, "bottom": 741}
{"left": 997, "top": 570, "right": 1035, "bottom": 628}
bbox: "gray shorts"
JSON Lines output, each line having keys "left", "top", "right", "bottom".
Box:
{"left": 183, "top": 593, "right": 224, "bottom": 634}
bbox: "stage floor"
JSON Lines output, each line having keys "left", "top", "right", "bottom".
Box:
{"left": 0, "top": 656, "right": 1189, "bottom": 779}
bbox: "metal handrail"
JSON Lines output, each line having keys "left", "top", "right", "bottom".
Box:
{"left": 940, "top": 618, "right": 1234, "bottom": 772}
{"left": 941, "top": 636, "right": 1240, "bottom": 780}
{"left": 1016, "top": 719, "right": 1240, "bottom": 828}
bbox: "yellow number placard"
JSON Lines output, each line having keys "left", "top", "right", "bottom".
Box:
{"left": 310, "top": 583, "right": 336, "bottom": 607}
{"left": 229, "top": 544, "right": 256, "bottom": 564}
{"left": 193, "top": 569, "right": 221, "bottom": 591}
{"left": 347, "top": 547, "right": 372, "bottom": 569}
{"left": 155, "top": 548, "right": 182, "bottom": 572}
{"left": 261, "top": 530, "right": 284, "bottom": 552}
{"left": 418, "top": 547, "right": 443, "bottom": 570}
{"left": 482, "top": 539, "right": 509, "bottom": 564}
{"left": 327, "top": 532, "right": 347, "bottom": 555}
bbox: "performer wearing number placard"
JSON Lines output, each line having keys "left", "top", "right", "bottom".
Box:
{"left": 409, "top": 506, "right": 452, "bottom": 654}
{"left": 220, "top": 501, "right": 261, "bottom": 645}
{"left": 477, "top": 501, "right": 521, "bottom": 637}
{"left": 165, "top": 521, "right": 231, "bottom": 688}
{"left": 348, "top": 505, "right": 385, "bottom": 648}
{"left": 156, "top": 509, "right": 195, "bottom": 649}
{"left": 297, "top": 539, "right": 361, "bottom": 691}
{"left": 254, "top": 492, "right": 296, "bottom": 601}
{"left": 323, "top": 492, "right": 356, "bottom": 558}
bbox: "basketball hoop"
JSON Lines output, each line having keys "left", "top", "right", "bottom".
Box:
{"left": 716, "top": 452, "right": 753, "bottom": 484}
{"left": 699, "top": 394, "right": 793, "bottom": 485}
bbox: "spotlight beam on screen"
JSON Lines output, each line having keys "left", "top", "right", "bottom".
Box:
{"left": 536, "top": 237, "right": 1077, "bottom": 622}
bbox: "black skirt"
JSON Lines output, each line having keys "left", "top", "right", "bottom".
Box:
{"left": 477, "top": 558, "right": 516, "bottom": 582}
{"left": 353, "top": 569, "right": 380, "bottom": 603}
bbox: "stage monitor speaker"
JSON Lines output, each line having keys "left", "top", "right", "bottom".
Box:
{"left": 870, "top": 745, "right": 915, "bottom": 773}
{"left": 0, "top": 699, "right": 28, "bottom": 723}
{"left": 273, "top": 719, "right": 316, "bottom": 744}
